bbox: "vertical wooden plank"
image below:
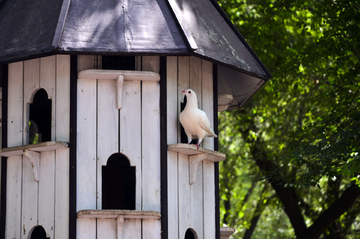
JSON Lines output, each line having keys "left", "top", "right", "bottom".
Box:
{"left": 119, "top": 79, "right": 141, "bottom": 207}
{"left": 21, "top": 153, "right": 39, "bottom": 239}
{"left": 38, "top": 56, "right": 57, "bottom": 239}
{"left": 190, "top": 56, "right": 202, "bottom": 108}
{"left": 189, "top": 57, "right": 204, "bottom": 239}
{"left": 141, "top": 56, "right": 161, "bottom": 239}
{"left": 177, "top": 57, "right": 191, "bottom": 238}
{"left": 77, "top": 78, "right": 97, "bottom": 211}
{"left": 38, "top": 151, "right": 55, "bottom": 239}
{"left": 201, "top": 60, "right": 214, "bottom": 150}
{"left": 22, "top": 59, "right": 40, "bottom": 239}
{"left": 178, "top": 152, "right": 191, "bottom": 239}
{"left": 23, "top": 59, "right": 40, "bottom": 145}
{"left": 55, "top": 55, "right": 70, "bottom": 239}
{"left": 119, "top": 78, "right": 142, "bottom": 236}
{"left": 123, "top": 219, "right": 141, "bottom": 238}
{"left": 77, "top": 56, "right": 97, "bottom": 238}
{"left": 97, "top": 79, "right": 119, "bottom": 209}
{"left": 6, "top": 62, "right": 23, "bottom": 239}
{"left": 55, "top": 148, "right": 69, "bottom": 239}
{"left": 166, "top": 56, "right": 179, "bottom": 239}
{"left": 202, "top": 60, "right": 215, "bottom": 239}
{"left": 77, "top": 218, "right": 96, "bottom": 239}
{"left": 97, "top": 219, "right": 116, "bottom": 239}
{"left": 40, "top": 56, "right": 56, "bottom": 141}
{"left": 55, "top": 55, "right": 70, "bottom": 141}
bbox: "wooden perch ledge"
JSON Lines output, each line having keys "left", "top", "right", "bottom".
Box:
{"left": 168, "top": 143, "right": 226, "bottom": 185}
{"left": 0, "top": 141, "right": 68, "bottom": 182}
{"left": 78, "top": 210, "right": 161, "bottom": 239}
{"left": 78, "top": 69, "right": 160, "bottom": 110}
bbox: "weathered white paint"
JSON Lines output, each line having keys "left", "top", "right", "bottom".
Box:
{"left": 0, "top": 141, "right": 68, "bottom": 157}
{"left": 97, "top": 78, "right": 119, "bottom": 209}
{"left": 166, "top": 56, "right": 179, "bottom": 239}
{"left": 201, "top": 60, "right": 216, "bottom": 239}
{"left": 6, "top": 62, "right": 24, "bottom": 239}
{"left": 141, "top": 56, "right": 161, "bottom": 239}
{"left": 166, "top": 56, "right": 218, "bottom": 239}
{"left": 77, "top": 77, "right": 97, "bottom": 211}
{"left": 6, "top": 56, "right": 70, "bottom": 239}
{"left": 76, "top": 55, "right": 161, "bottom": 239}
{"left": 177, "top": 56, "right": 192, "bottom": 239}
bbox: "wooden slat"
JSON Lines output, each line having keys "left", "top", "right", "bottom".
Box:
{"left": 201, "top": 60, "right": 214, "bottom": 150}
{"left": 97, "top": 219, "right": 116, "bottom": 239}
{"left": 21, "top": 153, "right": 38, "bottom": 239}
{"left": 55, "top": 54, "right": 71, "bottom": 141}
{"left": 78, "top": 69, "right": 160, "bottom": 81}
{"left": 119, "top": 80, "right": 141, "bottom": 209}
{"left": 97, "top": 78, "right": 119, "bottom": 209}
{"left": 5, "top": 156, "right": 22, "bottom": 239}
{"left": 77, "top": 210, "right": 161, "bottom": 219}
{"left": 55, "top": 148, "right": 70, "bottom": 239}
{"left": 6, "top": 61, "right": 23, "bottom": 239}
{"left": 189, "top": 56, "right": 204, "bottom": 239}
{"left": 38, "top": 151, "right": 55, "bottom": 238}
{"left": 54, "top": 54, "right": 70, "bottom": 239}
{"left": 40, "top": 56, "right": 56, "bottom": 141}
{"left": 177, "top": 56, "right": 191, "bottom": 239}
{"left": 166, "top": 56, "right": 179, "bottom": 239}
{"left": 77, "top": 78, "right": 97, "bottom": 211}
{"left": 123, "top": 219, "right": 141, "bottom": 239}
{"left": 77, "top": 218, "right": 96, "bottom": 239}
{"left": 0, "top": 141, "right": 69, "bottom": 157}
{"left": 8, "top": 62, "right": 24, "bottom": 147}
{"left": 202, "top": 60, "right": 216, "bottom": 239}
{"left": 23, "top": 59, "right": 40, "bottom": 145}
{"left": 142, "top": 56, "right": 161, "bottom": 239}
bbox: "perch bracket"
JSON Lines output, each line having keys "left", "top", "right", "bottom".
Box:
{"left": 189, "top": 153, "right": 207, "bottom": 185}
{"left": 23, "top": 150, "right": 40, "bottom": 182}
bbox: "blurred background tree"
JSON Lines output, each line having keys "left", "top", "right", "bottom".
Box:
{"left": 217, "top": 0, "right": 360, "bottom": 238}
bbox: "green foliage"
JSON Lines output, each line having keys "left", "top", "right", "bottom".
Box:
{"left": 218, "top": 0, "right": 360, "bottom": 238}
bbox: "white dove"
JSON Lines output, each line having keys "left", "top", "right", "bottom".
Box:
{"left": 179, "top": 89, "right": 217, "bottom": 149}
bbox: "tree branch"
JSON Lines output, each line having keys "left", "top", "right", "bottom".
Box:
{"left": 307, "top": 184, "right": 360, "bottom": 238}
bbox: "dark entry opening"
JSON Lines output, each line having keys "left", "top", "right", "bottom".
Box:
{"left": 185, "top": 228, "right": 197, "bottom": 239}
{"left": 29, "top": 89, "right": 52, "bottom": 144}
{"left": 102, "top": 153, "right": 136, "bottom": 210}
{"left": 30, "top": 226, "right": 49, "bottom": 239}
{"left": 102, "top": 56, "right": 136, "bottom": 70}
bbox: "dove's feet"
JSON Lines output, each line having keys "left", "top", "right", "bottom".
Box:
{"left": 196, "top": 142, "right": 200, "bottom": 149}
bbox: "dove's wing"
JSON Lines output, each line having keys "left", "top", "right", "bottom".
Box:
{"left": 198, "top": 110, "right": 216, "bottom": 136}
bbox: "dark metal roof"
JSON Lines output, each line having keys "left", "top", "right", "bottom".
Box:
{"left": 0, "top": 0, "right": 271, "bottom": 80}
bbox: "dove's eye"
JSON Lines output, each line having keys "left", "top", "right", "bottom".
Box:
{"left": 188, "top": 91, "right": 191, "bottom": 94}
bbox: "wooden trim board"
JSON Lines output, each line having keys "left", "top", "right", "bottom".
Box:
{"left": 0, "top": 141, "right": 68, "bottom": 157}
{"left": 78, "top": 69, "right": 160, "bottom": 109}
{"left": 77, "top": 210, "right": 161, "bottom": 219}
{"left": 78, "top": 69, "right": 160, "bottom": 81}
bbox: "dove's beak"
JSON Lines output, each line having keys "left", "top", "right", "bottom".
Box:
{"left": 182, "top": 90, "right": 186, "bottom": 93}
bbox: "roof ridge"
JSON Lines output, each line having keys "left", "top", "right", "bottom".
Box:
{"left": 52, "top": 0, "right": 72, "bottom": 49}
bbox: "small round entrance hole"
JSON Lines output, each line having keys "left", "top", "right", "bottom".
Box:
{"left": 29, "top": 226, "right": 49, "bottom": 239}
{"left": 185, "top": 228, "right": 198, "bottom": 239}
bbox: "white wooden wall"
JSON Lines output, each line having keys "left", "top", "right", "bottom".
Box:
{"left": 76, "top": 55, "right": 161, "bottom": 239}
{"left": 167, "top": 56, "right": 215, "bottom": 239}
{"left": 6, "top": 55, "right": 70, "bottom": 239}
